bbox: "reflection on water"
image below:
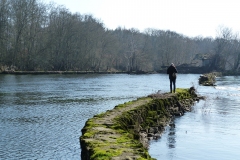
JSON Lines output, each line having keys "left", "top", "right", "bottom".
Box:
{"left": 167, "top": 125, "right": 176, "bottom": 149}
{"left": 1, "top": 74, "right": 199, "bottom": 159}
{"left": 149, "top": 76, "right": 240, "bottom": 160}
{"left": 1, "top": 74, "right": 239, "bottom": 160}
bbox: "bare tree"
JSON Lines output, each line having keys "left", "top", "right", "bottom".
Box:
{"left": 212, "top": 26, "right": 239, "bottom": 71}
{"left": 0, "top": 0, "right": 11, "bottom": 67}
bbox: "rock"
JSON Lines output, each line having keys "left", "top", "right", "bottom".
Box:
{"left": 198, "top": 72, "right": 221, "bottom": 86}
{"left": 80, "top": 87, "right": 204, "bottom": 159}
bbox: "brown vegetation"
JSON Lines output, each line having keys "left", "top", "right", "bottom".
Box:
{"left": 1, "top": 1, "right": 240, "bottom": 74}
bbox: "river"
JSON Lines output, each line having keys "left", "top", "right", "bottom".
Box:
{"left": 0, "top": 74, "right": 239, "bottom": 159}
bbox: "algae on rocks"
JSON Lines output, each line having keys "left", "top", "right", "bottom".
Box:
{"left": 80, "top": 87, "right": 202, "bottom": 160}
{"left": 198, "top": 72, "right": 222, "bottom": 86}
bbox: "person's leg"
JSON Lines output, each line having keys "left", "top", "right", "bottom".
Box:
{"left": 173, "top": 78, "right": 176, "bottom": 93}
{"left": 170, "top": 79, "right": 173, "bottom": 93}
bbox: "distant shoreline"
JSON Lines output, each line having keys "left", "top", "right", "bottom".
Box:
{"left": 0, "top": 70, "right": 160, "bottom": 75}
{"left": 1, "top": 70, "right": 239, "bottom": 76}
{"left": 0, "top": 71, "right": 128, "bottom": 75}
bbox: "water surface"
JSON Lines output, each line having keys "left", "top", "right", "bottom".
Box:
{"left": 149, "top": 76, "right": 240, "bottom": 160}
{"left": 1, "top": 73, "right": 195, "bottom": 159}
{"left": 1, "top": 74, "right": 239, "bottom": 159}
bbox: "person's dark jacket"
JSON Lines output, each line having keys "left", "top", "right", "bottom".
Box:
{"left": 167, "top": 65, "right": 178, "bottom": 79}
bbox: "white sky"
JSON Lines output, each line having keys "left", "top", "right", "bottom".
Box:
{"left": 44, "top": 0, "right": 240, "bottom": 38}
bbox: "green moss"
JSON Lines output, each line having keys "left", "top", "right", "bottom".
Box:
{"left": 115, "top": 97, "right": 151, "bottom": 109}
{"left": 175, "top": 88, "right": 192, "bottom": 100}
{"left": 81, "top": 88, "right": 196, "bottom": 160}
{"left": 82, "top": 131, "right": 95, "bottom": 138}
{"left": 176, "top": 88, "right": 188, "bottom": 93}
{"left": 84, "top": 119, "right": 95, "bottom": 129}
{"left": 116, "top": 134, "right": 132, "bottom": 144}
{"left": 86, "top": 129, "right": 147, "bottom": 159}
{"left": 115, "top": 104, "right": 125, "bottom": 108}
{"left": 91, "top": 148, "right": 123, "bottom": 160}
{"left": 148, "top": 111, "right": 157, "bottom": 117}
{"left": 94, "top": 112, "right": 105, "bottom": 118}
{"left": 146, "top": 118, "right": 154, "bottom": 126}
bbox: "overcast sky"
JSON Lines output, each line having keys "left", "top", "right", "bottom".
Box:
{"left": 44, "top": 0, "right": 240, "bottom": 38}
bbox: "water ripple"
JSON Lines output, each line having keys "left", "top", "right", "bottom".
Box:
{"left": 3, "top": 74, "right": 240, "bottom": 159}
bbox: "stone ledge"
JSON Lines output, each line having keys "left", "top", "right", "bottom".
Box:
{"left": 80, "top": 88, "right": 202, "bottom": 160}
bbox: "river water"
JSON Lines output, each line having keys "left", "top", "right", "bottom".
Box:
{"left": 0, "top": 74, "right": 239, "bottom": 159}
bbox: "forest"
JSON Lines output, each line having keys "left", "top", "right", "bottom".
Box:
{"left": 1, "top": 0, "right": 240, "bottom": 73}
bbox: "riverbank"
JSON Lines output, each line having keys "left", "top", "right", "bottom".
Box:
{"left": 0, "top": 70, "right": 239, "bottom": 76}
{"left": 0, "top": 71, "right": 128, "bottom": 74}
{"left": 80, "top": 87, "right": 204, "bottom": 160}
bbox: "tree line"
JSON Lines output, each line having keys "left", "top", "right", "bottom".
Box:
{"left": 1, "top": 0, "right": 240, "bottom": 73}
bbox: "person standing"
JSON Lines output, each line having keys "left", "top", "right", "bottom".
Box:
{"left": 167, "top": 63, "right": 178, "bottom": 93}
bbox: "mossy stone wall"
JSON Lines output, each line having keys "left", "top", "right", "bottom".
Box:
{"left": 80, "top": 88, "right": 199, "bottom": 160}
